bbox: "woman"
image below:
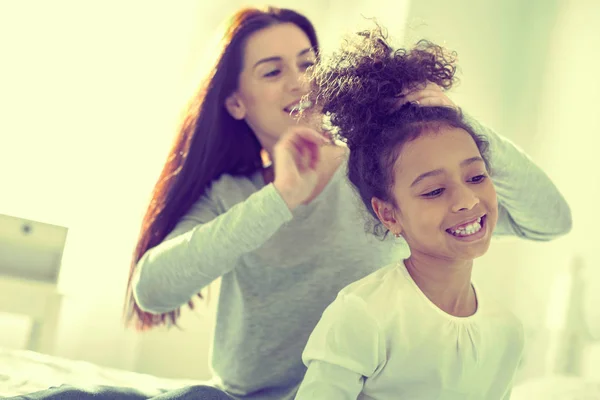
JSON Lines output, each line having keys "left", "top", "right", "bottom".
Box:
{"left": 16, "top": 5, "right": 571, "bottom": 400}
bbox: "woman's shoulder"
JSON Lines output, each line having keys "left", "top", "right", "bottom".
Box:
{"left": 175, "top": 171, "right": 266, "bottom": 225}
{"left": 204, "top": 170, "right": 264, "bottom": 202}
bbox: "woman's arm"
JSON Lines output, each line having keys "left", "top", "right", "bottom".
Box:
{"left": 466, "top": 115, "right": 572, "bottom": 240}
{"left": 401, "top": 85, "right": 572, "bottom": 241}
{"left": 134, "top": 126, "right": 332, "bottom": 314}
{"left": 133, "top": 183, "right": 293, "bottom": 314}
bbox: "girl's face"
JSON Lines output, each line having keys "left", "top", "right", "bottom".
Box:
{"left": 225, "top": 23, "right": 317, "bottom": 154}
{"left": 374, "top": 126, "right": 498, "bottom": 262}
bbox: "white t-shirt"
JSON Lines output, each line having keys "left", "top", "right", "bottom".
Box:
{"left": 296, "top": 261, "right": 524, "bottom": 400}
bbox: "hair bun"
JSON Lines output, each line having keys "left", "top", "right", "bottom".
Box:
{"left": 308, "top": 25, "right": 457, "bottom": 149}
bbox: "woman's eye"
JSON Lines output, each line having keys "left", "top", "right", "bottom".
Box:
{"left": 264, "top": 69, "right": 281, "bottom": 77}
{"left": 422, "top": 188, "right": 444, "bottom": 198}
{"left": 301, "top": 61, "right": 315, "bottom": 70}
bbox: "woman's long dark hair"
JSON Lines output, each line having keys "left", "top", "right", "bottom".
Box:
{"left": 124, "top": 7, "right": 319, "bottom": 331}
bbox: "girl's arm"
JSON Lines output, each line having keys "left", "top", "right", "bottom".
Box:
{"left": 295, "top": 294, "right": 385, "bottom": 400}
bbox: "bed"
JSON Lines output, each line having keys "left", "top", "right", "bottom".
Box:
{"left": 0, "top": 347, "right": 205, "bottom": 398}
{"left": 3, "top": 346, "right": 600, "bottom": 399}
{"left": 511, "top": 375, "right": 600, "bottom": 399}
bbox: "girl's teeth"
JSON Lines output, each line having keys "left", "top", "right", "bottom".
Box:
{"left": 449, "top": 217, "right": 483, "bottom": 237}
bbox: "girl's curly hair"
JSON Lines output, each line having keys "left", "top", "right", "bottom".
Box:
{"left": 306, "top": 25, "right": 489, "bottom": 236}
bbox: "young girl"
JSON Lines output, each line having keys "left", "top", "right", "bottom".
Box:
{"left": 295, "top": 30, "right": 535, "bottom": 399}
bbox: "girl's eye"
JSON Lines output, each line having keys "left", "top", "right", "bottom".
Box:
{"left": 469, "top": 174, "right": 487, "bottom": 183}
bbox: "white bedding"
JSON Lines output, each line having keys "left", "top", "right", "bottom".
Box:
{"left": 3, "top": 347, "right": 600, "bottom": 399}
{"left": 0, "top": 348, "right": 204, "bottom": 398}
{"left": 511, "top": 375, "right": 600, "bottom": 400}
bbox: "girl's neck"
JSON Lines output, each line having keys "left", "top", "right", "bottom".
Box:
{"left": 404, "top": 255, "right": 477, "bottom": 317}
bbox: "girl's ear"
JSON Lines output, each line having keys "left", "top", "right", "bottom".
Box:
{"left": 371, "top": 197, "right": 403, "bottom": 236}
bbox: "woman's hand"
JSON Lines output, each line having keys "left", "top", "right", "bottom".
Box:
{"left": 273, "top": 126, "right": 330, "bottom": 211}
{"left": 397, "top": 82, "right": 457, "bottom": 109}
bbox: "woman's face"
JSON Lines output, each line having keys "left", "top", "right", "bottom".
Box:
{"left": 225, "top": 23, "right": 317, "bottom": 153}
